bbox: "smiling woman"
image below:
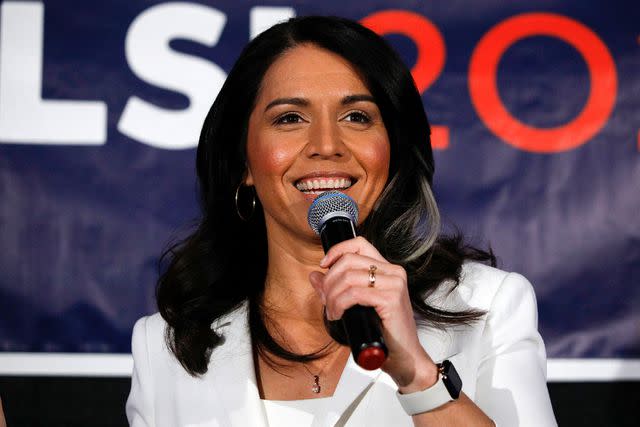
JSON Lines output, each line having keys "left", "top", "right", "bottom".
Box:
{"left": 244, "top": 44, "right": 390, "bottom": 245}
{"left": 126, "top": 16, "right": 557, "bottom": 427}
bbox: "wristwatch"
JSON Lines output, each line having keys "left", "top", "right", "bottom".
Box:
{"left": 396, "top": 360, "right": 462, "bottom": 415}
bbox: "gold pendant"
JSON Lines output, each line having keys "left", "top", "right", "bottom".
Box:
{"left": 312, "top": 375, "right": 321, "bottom": 393}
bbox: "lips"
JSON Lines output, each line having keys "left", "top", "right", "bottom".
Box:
{"left": 295, "top": 176, "right": 354, "bottom": 194}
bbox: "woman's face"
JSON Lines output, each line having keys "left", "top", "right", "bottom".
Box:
{"left": 245, "top": 44, "right": 390, "bottom": 242}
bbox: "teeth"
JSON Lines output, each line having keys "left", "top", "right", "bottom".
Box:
{"left": 295, "top": 177, "right": 353, "bottom": 192}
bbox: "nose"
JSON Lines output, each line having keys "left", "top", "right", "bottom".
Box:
{"left": 303, "top": 116, "right": 347, "bottom": 160}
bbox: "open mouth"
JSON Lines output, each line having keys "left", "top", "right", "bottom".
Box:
{"left": 294, "top": 177, "right": 354, "bottom": 195}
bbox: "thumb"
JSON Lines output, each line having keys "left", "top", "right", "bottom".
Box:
{"left": 308, "top": 271, "right": 326, "bottom": 304}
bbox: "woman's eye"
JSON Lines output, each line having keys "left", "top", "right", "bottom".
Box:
{"left": 274, "top": 113, "right": 303, "bottom": 125}
{"left": 344, "top": 111, "right": 371, "bottom": 123}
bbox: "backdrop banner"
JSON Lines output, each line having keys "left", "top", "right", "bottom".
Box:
{"left": 1, "top": 0, "right": 638, "bottom": 362}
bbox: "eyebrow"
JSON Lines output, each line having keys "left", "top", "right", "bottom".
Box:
{"left": 264, "top": 94, "right": 376, "bottom": 112}
{"left": 264, "top": 97, "right": 308, "bottom": 112}
{"left": 341, "top": 94, "right": 376, "bottom": 105}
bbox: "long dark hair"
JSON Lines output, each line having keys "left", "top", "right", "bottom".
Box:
{"left": 156, "top": 16, "right": 495, "bottom": 376}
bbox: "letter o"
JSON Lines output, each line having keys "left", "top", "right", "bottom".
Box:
{"left": 469, "top": 13, "right": 617, "bottom": 153}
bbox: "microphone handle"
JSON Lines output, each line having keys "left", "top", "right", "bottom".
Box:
{"left": 320, "top": 216, "right": 388, "bottom": 370}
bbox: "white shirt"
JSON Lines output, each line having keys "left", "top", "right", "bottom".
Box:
{"left": 262, "top": 397, "right": 332, "bottom": 427}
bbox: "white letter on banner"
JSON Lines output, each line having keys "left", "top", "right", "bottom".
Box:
{"left": 250, "top": 6, "right": 296, "bottom": 39}
{"left": 118, "top": 3, "right": 227, "bottom": 149}
{"left": 0, "top": 2, "right": 107, "bottom": 145}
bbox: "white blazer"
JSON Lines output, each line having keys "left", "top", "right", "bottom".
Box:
{"left": 126, "top": 263, "right": 557, "bottom": 426}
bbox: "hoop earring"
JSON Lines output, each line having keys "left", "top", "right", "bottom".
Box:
{"left": 235, "top": 183, "right": 256, "bottom": 221}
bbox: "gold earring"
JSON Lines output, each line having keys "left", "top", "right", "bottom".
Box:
{"left": 235, "top": 183, "right": 256, "bottom": 221}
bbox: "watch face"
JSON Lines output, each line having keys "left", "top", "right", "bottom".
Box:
{"left": 441, "top": 360, "right": 462, "bottom": 399}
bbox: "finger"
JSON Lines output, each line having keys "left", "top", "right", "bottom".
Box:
{"left": 326, "top": 286, "right": 398, "bottom": 321}
{"left": 324, "top": 269, "right": 379, "bottom": 304}
{"left": 324, "top": 271, "right": 404, "bottom": 318}
{"left": 320, "top": 236, "right": 384, "bottom": 268}
{"left": 323, "top": 252, "right": 406, "bottom": 286}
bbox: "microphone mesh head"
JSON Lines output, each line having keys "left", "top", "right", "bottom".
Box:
{"left": 307, "top": 191, "right": 359, "bottom": 235}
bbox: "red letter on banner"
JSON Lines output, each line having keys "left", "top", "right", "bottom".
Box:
{"left": 361, "top": 11, "right": 449, "bottom": 149}
{"left": 469, "top": 12, "right": 617, "bottom": 153}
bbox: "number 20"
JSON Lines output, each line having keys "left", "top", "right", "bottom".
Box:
{"left": 361, "top": 11, "right": 618, "bottom": 154}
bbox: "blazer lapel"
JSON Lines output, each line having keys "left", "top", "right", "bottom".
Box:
{"left": 205, "top": 302, "right": 268, "bottom": 427}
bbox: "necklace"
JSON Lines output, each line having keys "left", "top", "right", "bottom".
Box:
{"left": 300, "top": 345, "right": 344, "bottom": 394}
{"left": 302, "top": 363, "right": 325, "bottom": 393}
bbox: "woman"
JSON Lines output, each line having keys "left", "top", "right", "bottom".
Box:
{"left": 126, "top": 16, "right": 557, "bottom": 426}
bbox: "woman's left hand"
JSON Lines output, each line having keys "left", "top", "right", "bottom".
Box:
{"left": 308, "top": 236, "right": 439, "bottom": 393}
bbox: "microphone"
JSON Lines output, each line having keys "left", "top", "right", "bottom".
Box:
{"left": 308, "top": 191, "right": 388, "bottom": 370}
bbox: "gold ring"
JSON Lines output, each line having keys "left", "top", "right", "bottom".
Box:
{"left": 368, "top": 265, "right": 377, "bottom": 287}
